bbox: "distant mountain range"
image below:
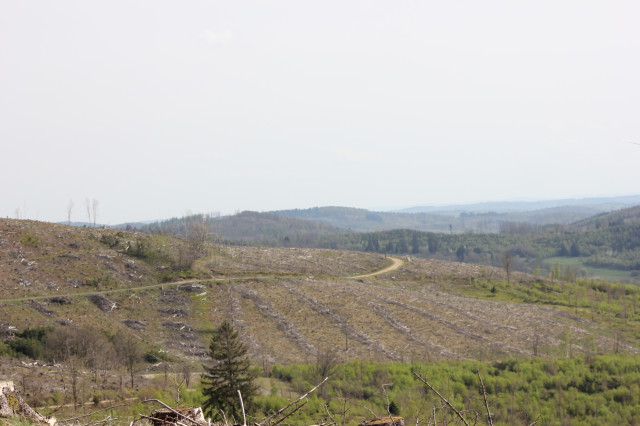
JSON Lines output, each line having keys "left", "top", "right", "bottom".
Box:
{"left": 393, "top": 195, "right": 640, "bottom": 214}
{"left": 141, "top": 195, "right": 640, "bottom": 238}
{"left": 271, "top": 194, "right": 640, "bottom": 233}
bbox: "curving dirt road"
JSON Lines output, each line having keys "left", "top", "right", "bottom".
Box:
{"left": 348, "top": 256, "right": 404, "bottom": 279}
{"left": 0, "top": 257, "right": 404, "bottom": 304}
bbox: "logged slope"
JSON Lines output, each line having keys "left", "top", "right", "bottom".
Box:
{"left": 2, "top": 218, "right": 636, "bottom": 370}
{"left": 0, "top": 219, "right": 161, "bottom": 300}
{"left": 195, "top": 257, "right": 634, "bottom": 364}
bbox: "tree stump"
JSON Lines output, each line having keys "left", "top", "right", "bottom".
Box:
{"left": 0, "top": 381, "right": 57, "bottom": 425}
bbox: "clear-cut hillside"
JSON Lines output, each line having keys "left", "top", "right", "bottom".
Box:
{"left": 1, "top": 218, "right": 633, "bottom": 368}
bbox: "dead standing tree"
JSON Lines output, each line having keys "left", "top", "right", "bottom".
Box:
{"left": 502, "top": 251, "right": 513, "bottom": 284}
{"left": 92, "top": 199, "right": 99, "bottom": 227}
{"left": 67, "top": 200, "right": 74, "bottom": 225}
{"left": 112, "top": 332, "right": 142, "bottom": 389}
{"left": 84, "top": 198, "right": 91, "bottom": 226}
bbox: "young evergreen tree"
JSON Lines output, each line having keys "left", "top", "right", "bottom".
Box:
{"left": 202, "top": 320, "right": 257, "bottom": 421}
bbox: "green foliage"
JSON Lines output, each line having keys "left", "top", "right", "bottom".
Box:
{"left": 82, "top": 276, "right": 101, "bottom": 288}
{"left": 0, "top": 341, "right": 15, "bottom": 357}
{"left": 99, "top": 233, "right": 120, "bottom": 248}
{"left": 335, "top": 221, "right": 640, "bottom": 280}
{"left": 0, "top": 416, "right": 38, "bottom": 426}
{"left": 388, "top": 399, "right": 400, "bottom": 415}
{"left": 55, "top": 355, "right": 640, "bottom": 425}
{"left": 81, "top": 272, "right": 117, "bottom": 289}
{"left": 201, "top": 321, "right": 258, "bottom": 421}
{"left": 143, "top": 348, "right": 172, "bottom": 363}
{"left": 7, "top": 327, "right": 52, "bottom": 359}
{"left": 127, "top": 234, "right": 198, "bottom": 275}
{"left": 263, "top": 355, "right": 640, "bottom": 424}
{"left": 451, "top": 274, "right": 640, "bottom": 344}
{"left": 19, "top": 231, "right": 39, "bottom": 247}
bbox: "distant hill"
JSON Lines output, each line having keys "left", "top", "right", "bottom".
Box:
{"left": 143, "top": 211, "right": 353, "bottom": 246}
{"left": 263, "top": 206, "right": 640, "bottom": 278}
{"left": 139, "top": 202, "right": 640, "bottom": 279}
{"left": 573, "top": 204, "right": 640, "bottom": 229}
{"left": 272, "top": 206, "right": 459, "bottom": 232}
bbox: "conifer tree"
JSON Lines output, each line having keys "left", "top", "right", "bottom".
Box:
{"left": 202, "top": 320, "right": 257, "bottom": 421}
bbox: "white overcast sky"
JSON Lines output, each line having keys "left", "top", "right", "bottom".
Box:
{"left": 1, "top": 1, "right": 639, "bottom": 224}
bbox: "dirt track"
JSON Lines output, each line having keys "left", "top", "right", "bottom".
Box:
{"left": 0, "top": 258, "right": 402, "bottom": 304}
{"left": 348, "top": 256, "right": 404, "bottom": 278}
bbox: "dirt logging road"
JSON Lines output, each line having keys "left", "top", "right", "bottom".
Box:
{"left": 0, "top": 257, "right": 404, "bottom": 304}
{"left": 349, "top": 256, "right": 404, "bottom": 279}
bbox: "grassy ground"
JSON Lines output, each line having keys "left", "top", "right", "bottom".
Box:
{"left": 544, "top": 256, "right": 636, "bottom": 282}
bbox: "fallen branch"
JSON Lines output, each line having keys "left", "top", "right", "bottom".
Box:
{"left": 141, "top": 398, "right": 202, "bottom": 425}
{"left": 238, "top": 390, "right": 247, "bottom": 426}
{"left": 258, "top": 377, "right": 328, "bottom": 426}
{"left": 82, "top": 416, "right": 121, "bottom": 425}
{"left": 477, "top": 373, "right": 493, "bottom": 426}
{"left": 58, "top": 403, "right": 127, "bottom": 424}
{"left": 413, "top": 372, "right": 470, "bottom": 426}
{"left": 359, "top": 404, "right": 378, "bottom": 419}
{"left": 323, "top": 404, "right": 338, "bottom": 426}
{"left": 272, "top": 399, "right": 308, "bottom": 426}
{"left": 215, "top": 409, "right": 229, "bottom": 426}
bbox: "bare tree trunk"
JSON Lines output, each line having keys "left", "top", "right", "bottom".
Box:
{"left": 67, "top": 199, "right": 74, "bottom": 225}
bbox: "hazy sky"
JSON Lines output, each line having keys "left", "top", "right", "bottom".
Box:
{"left": 2, "top": 1, "right": 639, "bottom": 224}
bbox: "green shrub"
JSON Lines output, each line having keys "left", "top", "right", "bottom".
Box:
{"left": 83, "top": 277, "right": 101, "bottom": 287}
{"left": 8, "top": 327, "right": 52, "bottom": 359}
{"left": 19, "top": 232, "right": 39, "bottom": 247}
{"left": 100, "top": 233, "right": 120, "bottom": 248}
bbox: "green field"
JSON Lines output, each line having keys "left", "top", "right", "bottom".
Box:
{"left": 545, "top": 257, "right": 636, "bottom": 282}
